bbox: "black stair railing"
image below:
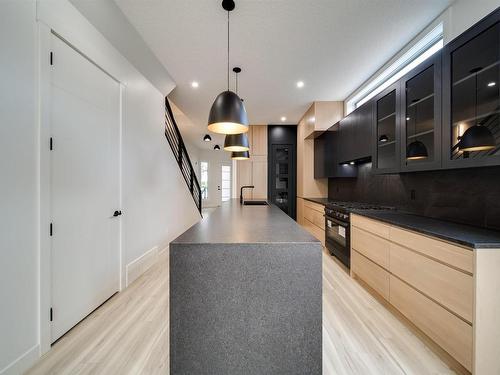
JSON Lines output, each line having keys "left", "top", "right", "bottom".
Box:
{"left": 164, "top": 97, "right": 202, "bottom": 215}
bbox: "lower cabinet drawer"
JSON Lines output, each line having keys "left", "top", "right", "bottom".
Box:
{"left": 390, "top": 243, "right": 473, "bottom": 323}
{"left": 390, "top": 275, "right": 473, "bottom": 371}
{"left": 351, "top": 227, "right": 390, "bottom": 269}
{"left": 302, "top": 220, "right": 325, "bottom": 246}
{"left": 352, "top": 250, "right": 390, "bottom": 300}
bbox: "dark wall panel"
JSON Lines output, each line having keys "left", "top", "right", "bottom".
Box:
{"left": 328, "top": 164, "right": 500, "bottom": 230}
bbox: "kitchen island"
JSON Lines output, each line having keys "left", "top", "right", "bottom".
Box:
{"left": 169, "top": 199, "right": 322, "bottom": 374}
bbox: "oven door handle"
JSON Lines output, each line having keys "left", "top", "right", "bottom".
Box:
{"left": 324, "top": 215, "right": 349, "bottom": 228}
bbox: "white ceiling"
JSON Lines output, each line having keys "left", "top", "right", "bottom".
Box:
{"left": 115, "top": 0, "right": 452, "bottom": 149}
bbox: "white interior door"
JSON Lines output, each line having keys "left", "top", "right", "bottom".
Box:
{"left": 50, "top": 35, "right": 120, "bottom": 343}
{"left": 221, "top": 163, "right": 231, "bottom": 202}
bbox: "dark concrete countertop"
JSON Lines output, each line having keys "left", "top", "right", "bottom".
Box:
{"left": 303, "top": 197, "right": 330, "bottom": 206}
{"left": 352, "top": 210, "right": 500, "bottom": 249}
{"left": 172, "top": 199, "right": 319, "bottom": 244}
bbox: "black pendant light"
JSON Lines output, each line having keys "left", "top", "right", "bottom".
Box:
{"left": 458, "top": 67, "right": 495, "bottom": 152}
{"left": 231, "top": 150, "right": 250, "bottom": 160}
{"left": 406, "top": 98, "right": 428, "bottom": 160}
{"left": 224, "top": 67, "right": 250, "bottom": 151}
{"left": 203, "top": 134, "right": 212, "bottom": 142}
{"left": 214, "top": 144, "right": 221, "bottom": 150}
{"left": 224, "top": 133, "right": 249, "bottom": 151}
{"left": 207, "top": 0, "right": 249, "bottom": 135}
{"left": 379, "top": 134, "right": 388, "bottom": 143}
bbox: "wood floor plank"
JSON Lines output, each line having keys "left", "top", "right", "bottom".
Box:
{"left": 26, "top": 248, "right": 456, "bottom": 375}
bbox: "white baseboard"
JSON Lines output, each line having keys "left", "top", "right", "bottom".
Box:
{"left": 158, "top": 244, "right": 169, "bottom": 255}
{"left": 125, "top": 246, "right": 159, "bottom": 287}
{"left": 0, "top": 344, "right": 39, "bottom": 375}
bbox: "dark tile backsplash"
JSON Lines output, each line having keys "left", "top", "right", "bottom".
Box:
{"left": 328, "top": 163, "right": 500, "bottom": 231}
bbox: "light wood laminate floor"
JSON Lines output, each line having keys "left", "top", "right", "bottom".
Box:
{"left": 26, "top": 249, "right": 457, "bottom": 375}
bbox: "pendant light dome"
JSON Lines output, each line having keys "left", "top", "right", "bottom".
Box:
{"left": 207, "top": 0, "right": 249, "bottom": 134}
{"left": 224, "top": 133, "right": 249, "bottom": 151}
{"left": 406, "top": 98, "right": 428, "bottom": 160}
{"left": 208, "top": 91, "right": 248, "bottom": 134}
{"left": 231, "top": 150, "right": 250, "bottom": 160}
{"left": 459, "top": 125, "right": 495, "bottom": 152}
{"left": 214, "top": 144, "right": 221, "bottom": 150}
{"left": 203, "top": 134, "right": 212, "bottom": 142}
{"left": 457, "top": 67, "right": 496, "bottom": 152}
{"left": 407, "top": 140, "right": 428, "bottom": 160}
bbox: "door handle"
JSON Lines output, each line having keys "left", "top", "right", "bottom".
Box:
{"left": 113, "top": 210, "right": 122, "bottom": 217}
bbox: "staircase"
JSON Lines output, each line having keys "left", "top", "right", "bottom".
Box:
{"left": 164, "top": 97, "right": 202, "bottom": 215}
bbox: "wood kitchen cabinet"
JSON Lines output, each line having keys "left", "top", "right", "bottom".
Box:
{"left": 351, "top": 213, "right": 500, "bottom": 374}
{"left": 235, "top": 125, "right": 268, "bottom": 200}
{"left": 442, "top": 8, "right": 500, "bottom": 169}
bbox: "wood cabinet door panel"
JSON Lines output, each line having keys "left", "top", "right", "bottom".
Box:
{"left": 390, "top": 243, "right": 473, "bottom": 323}
{"left": 390, "top": 276, "right": 472, "bottom": 371}
{"left": 352, "top": 250, "right": 390, "bottom": 300}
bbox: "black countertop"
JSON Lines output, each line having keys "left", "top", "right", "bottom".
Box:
{"left": 303, "top": 197, "right": 330, "bottom": 206}
{"left": 352, "top": 210, "right": 500, "bottom": 249}
{"left": 172, "top": 199, "right": 319, "bottom": 244}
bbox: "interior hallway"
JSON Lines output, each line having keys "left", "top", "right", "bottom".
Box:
{"left": 26, "top": 249, "right": 458, "bottom": 375}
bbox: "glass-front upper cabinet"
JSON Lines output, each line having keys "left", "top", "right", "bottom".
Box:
{"left": 400, "top": 52, "right": 442, "bottom": 171}
{"left": 443, "top": 10, "right": 500, "bottom": 169}
{"left": 373, "top": 82, "right": 401, "bottom": 174}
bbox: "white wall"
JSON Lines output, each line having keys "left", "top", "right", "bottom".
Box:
{"left": 444, "top": 0, "right": 500, "bottom": 43}
{"left": 0, "top": 1, "right": 200, "bottom": 373}
{"left": 0, "top": 2, "right": 39, "bottom": 374}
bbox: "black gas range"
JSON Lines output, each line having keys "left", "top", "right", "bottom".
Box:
{"left": 324, "top": 201, "right": 394, "bottom": 268}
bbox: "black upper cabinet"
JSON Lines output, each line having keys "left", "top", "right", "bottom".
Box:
{"left": 314, "top": 133, "right": 327, "bottom": 178}
{"left": 400, "top": 52, "right": 442, "bottom": 172}
{"left": 372, "top": 82, "right": 401, "bottom": 174}
{"left": 337, "top": 101, "right": 372, "bottom": 163}
{"left": 314, "top": 123, "right": 357, "bottom": 178}
{"left": 355, "top": 101, "right": 373, "bottom": 160}
{"left": 442, "top": 8, "right": 500, "bottom": 169}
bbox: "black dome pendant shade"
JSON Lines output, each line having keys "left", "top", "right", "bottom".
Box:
{"left": 458, "top": 125, "right": 495, "bottom": 152}
{"left": 224, "top": 133, "right": 249, "bottom": 151}
{"left": 231, "top": 150, "right": 250, "bottom": 160}
{"left": 207, "top": 0, "right": 249, "bottom": 135}
{"left": 214, "top": 144, "right": 221, "bottom": 150}
{"left": 379, "top": 134, "right": 388, "bottom": 142}
{"left": 457, "top": 67, "right": 496, "bottom": 152}
{"left": 208, "top": 91, "right": 249, "bottom": 134}
{"left": 406, "top": 97, "right": 428, "bottom": 160}
{"left": 203, "top": 134, "right": 212, "bottom": 142}
{"left": 407, "top": 140, "right": 428, "bottom": 160}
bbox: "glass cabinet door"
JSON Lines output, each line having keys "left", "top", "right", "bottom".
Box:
{"left": 374, "top": 84, "right": 400, "bottom": 173}
{"left": 443, "top": 15, "right": 500, "bottom": 168}
{"left": 272, "top": 145, "right": 291, "bottom": 215}
{"left": 401, "top": 53, "right": 441, "bottom": 171}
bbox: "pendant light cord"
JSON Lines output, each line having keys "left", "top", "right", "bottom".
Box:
{"left": 227, "top": 10, "right": 230, "bottom": 91}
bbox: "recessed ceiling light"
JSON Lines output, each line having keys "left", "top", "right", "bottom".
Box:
{"left": 296, "top": 81, "right": 304, "bottom": 88}
{"left": 281, "top": 116, "right": 287, "bottom": 122}
{"left": 488, "top": 81, "right": 496, "bottom": 87}
{"left": 191, "top": 81, "right": 199, "bottom": 88}
{"left": 406, "top": 117, "right": 410, "bottom": 121}
{"left": 349, "top": 161, "right": 355, "bottom": 165}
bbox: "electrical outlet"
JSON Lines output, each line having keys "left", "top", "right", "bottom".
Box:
{"left": 410, "top": 189, "right": 416, "bottom": 200}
